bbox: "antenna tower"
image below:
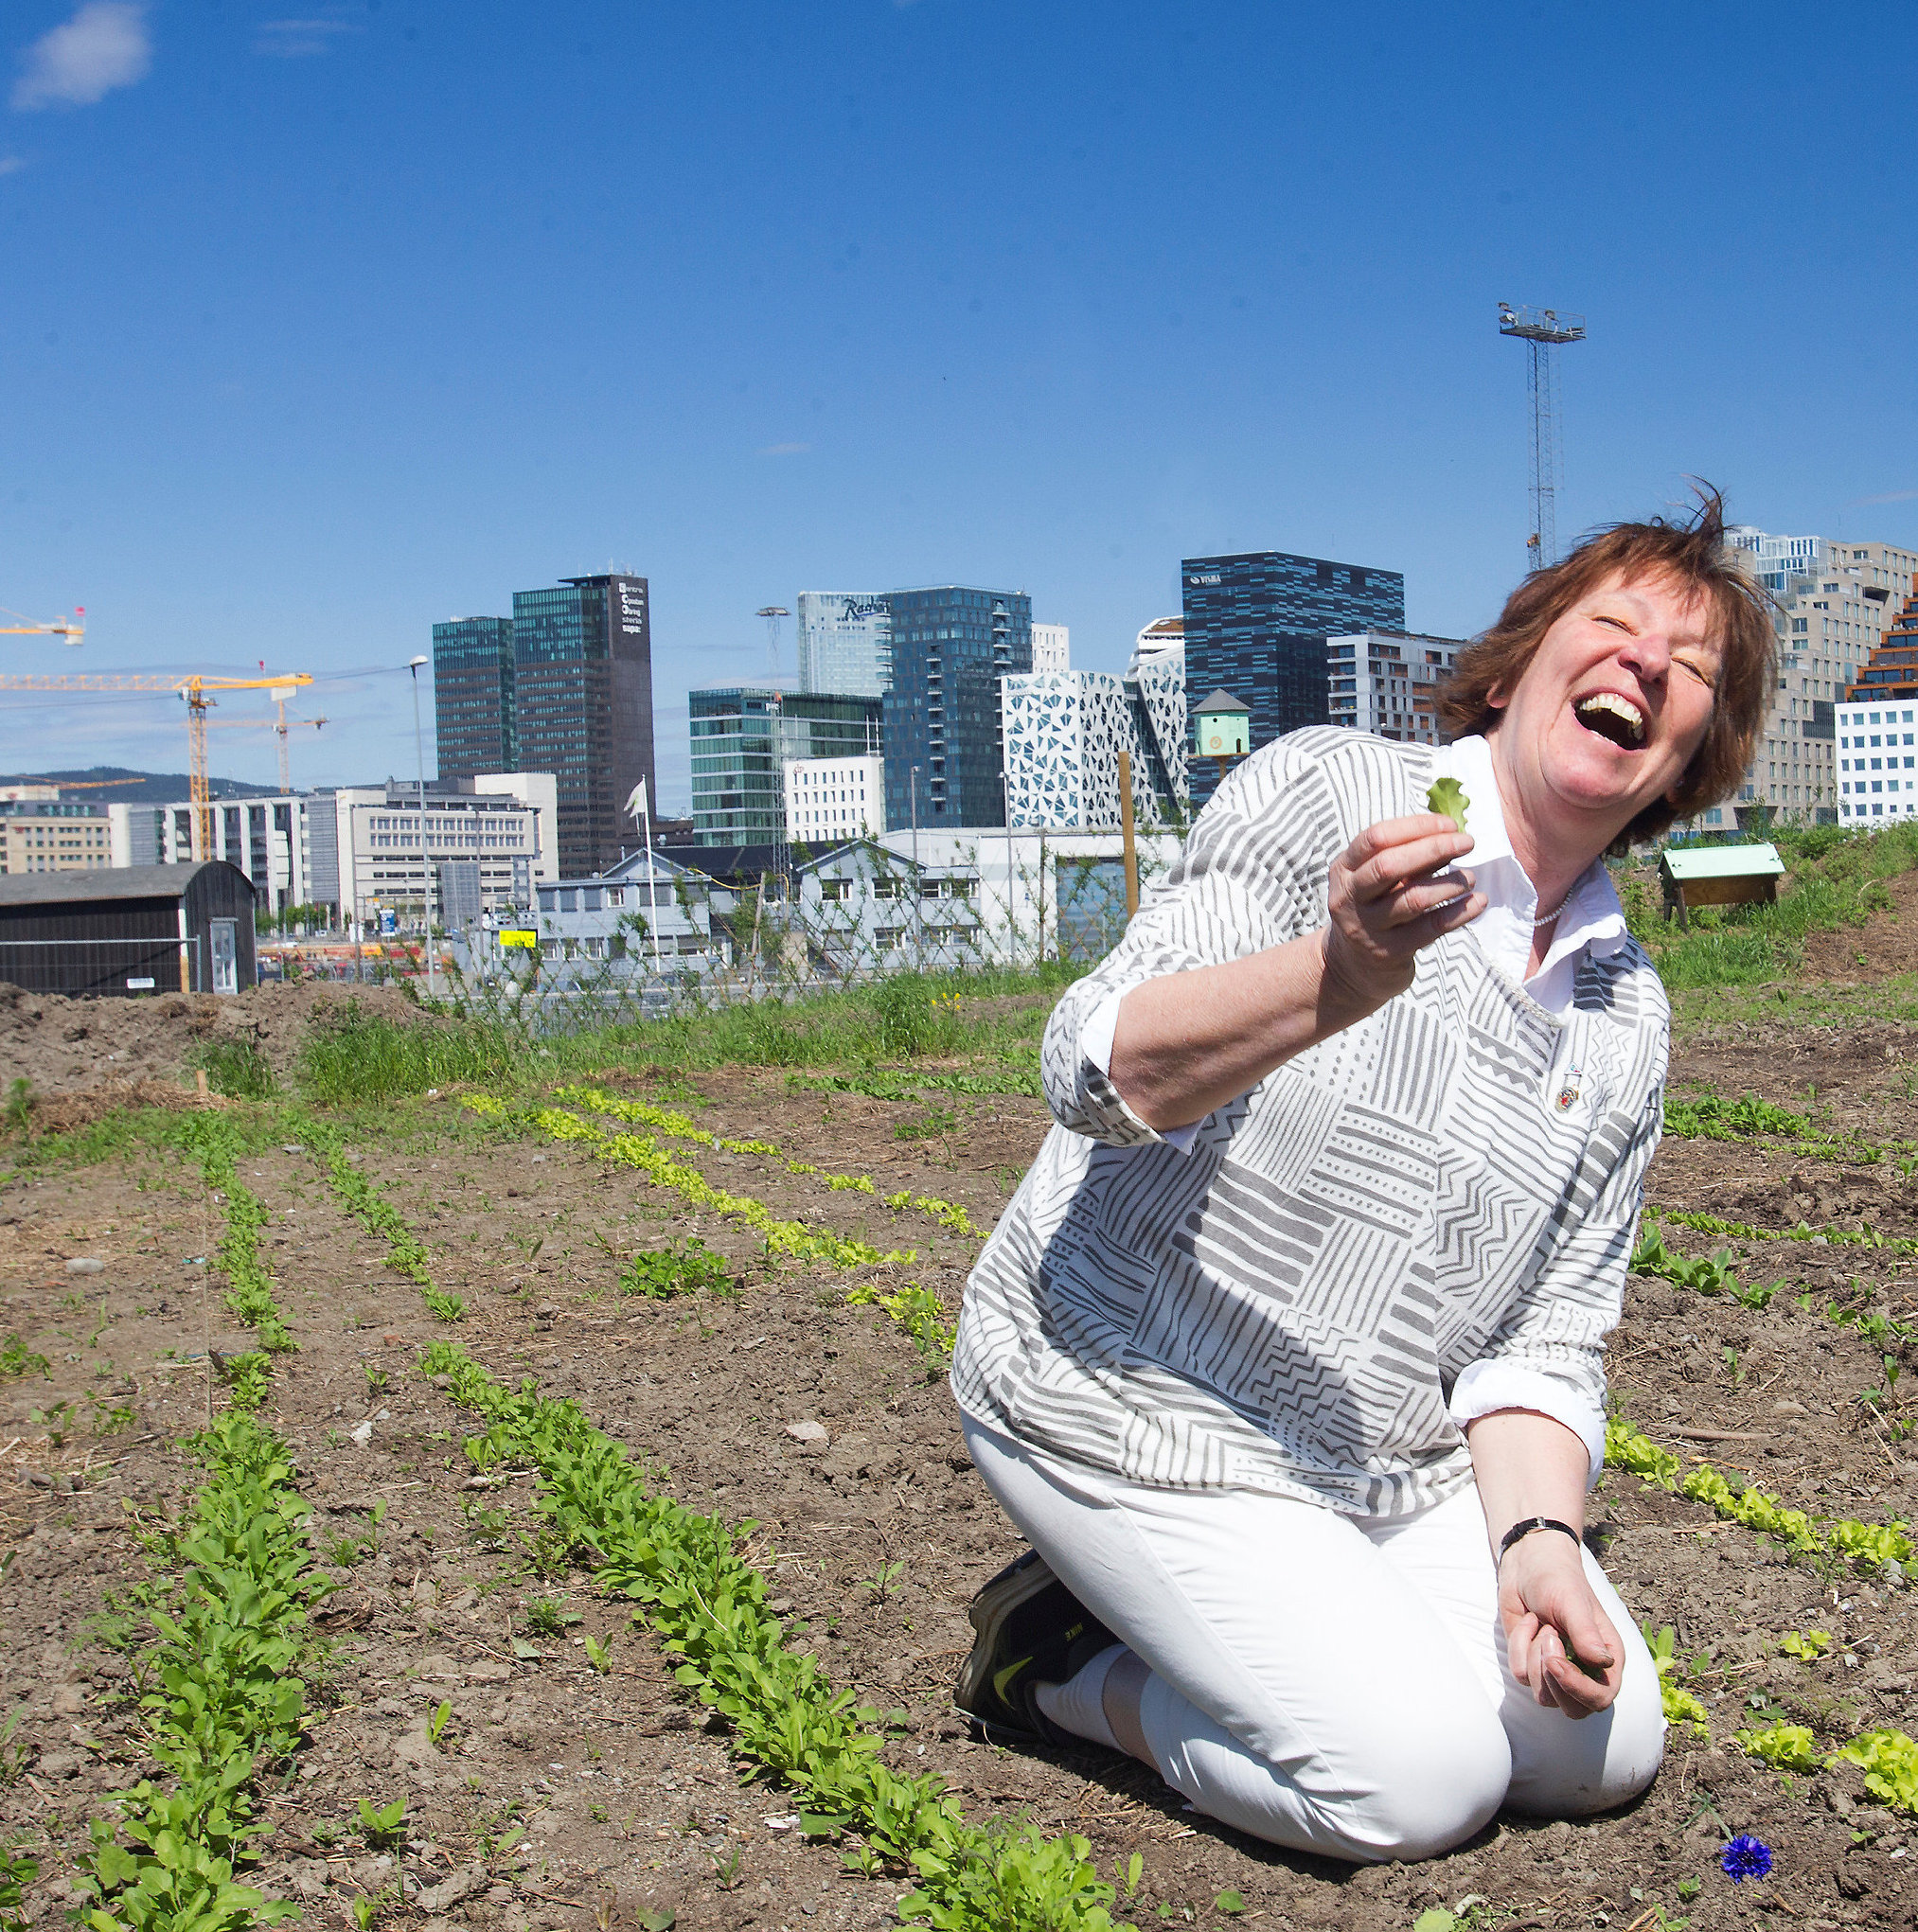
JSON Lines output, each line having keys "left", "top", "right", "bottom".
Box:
{"left": 755, "top": 606, "right": 790, "bottom": 683}
{"left": 1497, "top": 302, "right": 1586, "bottom": 573}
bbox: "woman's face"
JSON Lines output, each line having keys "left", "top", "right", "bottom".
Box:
{"left": 1489, "top": 569, "right": 1723, "bottom": 842}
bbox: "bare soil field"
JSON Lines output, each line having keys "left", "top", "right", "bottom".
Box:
{"left": 4, "top": 995, "right": 1918, "bottom": 1932}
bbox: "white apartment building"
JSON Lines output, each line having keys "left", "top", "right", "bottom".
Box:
{"left": 1326, "top": 631, "right": 1466, "bottom": 745}
{"left": 330, "top": 773, "right": 558, "bottom": 930}
{"left": 1031, "top": 623, "right": 1071, "bottom": 674}
{"left": 116, "top": 773, "right": 559, "bottom": 925}
{"left": 1835, "top": 697, "right": 1918, "bottom": 824}
{"left": 114, "top": 794, "right": 319, "bottom": 909}
{"left": 784, "top": 754, "right": 883, "bottom": 848}
{"left": 1727, "top": 534, "right": 1918, "bottom": 826}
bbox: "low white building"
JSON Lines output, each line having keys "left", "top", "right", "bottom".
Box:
{"left": 784, "top": 754, "right": 883, "bottom": 848}
{"left": 113, "top": 793, "right": 319, "bottom": 912}
{"left": 796, "top": 826, "right": 1183, "bottom": 970}
{"left": 1836, "top": 698, "right": 1918, "bottom": 824}
{"left": 330, "top": 773, "right": 558, "bottom": 930}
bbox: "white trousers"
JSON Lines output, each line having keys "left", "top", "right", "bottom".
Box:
{"left": 964, "top": 1417, "right": 1664, "bottom": 1864}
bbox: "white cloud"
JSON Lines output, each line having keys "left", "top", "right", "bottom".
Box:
{"left": 255, "top": 18, "right": 363, "bottom": 59}
{"left": 757, "top": 441, "right": 812, "bottom": 456}
{"left": 1851, "top": 488, "right": 1918, "bottom": 506}
{"left": 0, "top": 155, "right": 26, "bottom": 175}
{"left": 11, "top": 3, "right": 151, "bottom": 111}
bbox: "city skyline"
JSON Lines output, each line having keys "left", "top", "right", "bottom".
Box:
{"left": 3, "top": 2, "right": 1917, "bottom": 809}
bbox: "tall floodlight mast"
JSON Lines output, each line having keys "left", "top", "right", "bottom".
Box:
{"left": 1497, "top": 303, "right": 1586, "bottom": 573}
{"left": 755, "top": 606, "right": 790, "bottom": 683}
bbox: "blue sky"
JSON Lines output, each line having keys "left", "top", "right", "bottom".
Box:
{"left": 2, "top": 0, "right": 1914, "bottom": 811}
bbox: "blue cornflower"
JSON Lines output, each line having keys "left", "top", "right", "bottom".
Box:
{"left": 1721, "top": 1835, "right": 1773, "bottom": 1882}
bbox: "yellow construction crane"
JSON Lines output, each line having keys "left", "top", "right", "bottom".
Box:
{"left": 1, "top": 607, "right": 84, "bottom": 645}
{"left": 0, "top": 672, "right": 314, "bottom": 858}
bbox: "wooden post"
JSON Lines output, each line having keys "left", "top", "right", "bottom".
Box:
{"left": 1117, "top": 749, "right": 1140, "bottom": 921}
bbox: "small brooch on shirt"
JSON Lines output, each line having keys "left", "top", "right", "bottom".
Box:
{"left": 1554, "top": 1066, "right": 1583, "bottom": 1112}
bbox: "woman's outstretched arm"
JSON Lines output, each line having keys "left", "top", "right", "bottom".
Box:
{"left": 1109, "top": 811, "right": 1482, "bottom": 1130}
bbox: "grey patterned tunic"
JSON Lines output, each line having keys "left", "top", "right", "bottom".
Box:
{"left": 950, "top": 729, "right": 1667, "bottom": 1517}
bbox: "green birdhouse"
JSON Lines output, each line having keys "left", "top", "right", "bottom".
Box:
{"left": 1195, "top": 690, "right": 1251, "bottom": 760}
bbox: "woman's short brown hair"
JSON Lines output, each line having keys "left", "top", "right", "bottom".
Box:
{"left": 1436, "top": 488, "right": 1776, "bottom": 847}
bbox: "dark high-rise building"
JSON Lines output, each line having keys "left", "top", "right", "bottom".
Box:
{"left": 1181, "top": 551, "right": 1405, "bottom": 807}
{"left": 510, "top": 574, "right": 654, "bottom": 877}
{"left": 431, "top": 575, "right": 654, "bottom": 878}
{"left": 881, "top": 586, "right": 1032, "bottom": 829}
{"left": 432, "top": 617, "right": 517, "bottom": 778}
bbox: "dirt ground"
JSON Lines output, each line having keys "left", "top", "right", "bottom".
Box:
{"left": 5, "top": 1001, "right": 1918, "bottom": 1928}
{"left": 0, "top": 981, "right": 426, "bottom": 1106}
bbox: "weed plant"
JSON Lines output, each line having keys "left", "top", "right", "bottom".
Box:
{"left": 191, "top": 1039, "right": 277, "bottom": 1102}
{"left": 294, "top": 967, "right": 1070, "bottom": 1107}
{"left": 617, "top": 1239, "right": 736, "bottom": 1300}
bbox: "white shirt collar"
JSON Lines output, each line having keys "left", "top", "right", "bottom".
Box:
{"left": 1430, "top": 735, "right": 1628, "bottom": 1006}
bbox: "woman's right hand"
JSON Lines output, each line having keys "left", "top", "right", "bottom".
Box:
{"left": 1319, "top": 813, "right": 1483, "bottom": 1019}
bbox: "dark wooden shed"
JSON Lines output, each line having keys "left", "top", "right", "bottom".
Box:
{"left": 0, "top": 862, "right": 257, "bottom": 999}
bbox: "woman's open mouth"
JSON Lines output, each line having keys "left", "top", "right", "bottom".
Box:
{"left": 1573, "top": 692, "right": 1645, "bottom": 751}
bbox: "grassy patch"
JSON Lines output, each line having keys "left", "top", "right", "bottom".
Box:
{"left": 1623, "top": 820, "right": 1918, "bottom": 993}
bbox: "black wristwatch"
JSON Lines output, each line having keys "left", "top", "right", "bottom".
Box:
{"left": 1499, "top": 1516, "right": 1583, "bottom": 1565}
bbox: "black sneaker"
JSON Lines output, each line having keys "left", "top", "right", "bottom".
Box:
{"left": 953, "top": 1549, "right": 1117, "bottom": 1746}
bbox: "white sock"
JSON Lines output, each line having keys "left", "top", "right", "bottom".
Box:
{"left": 1033, "top": 1640, "right": 1127, "bottom": 1750}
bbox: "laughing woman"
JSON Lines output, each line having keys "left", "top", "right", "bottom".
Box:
{"left": 950, "top": 497, "right": 1772, "bottom": 1861}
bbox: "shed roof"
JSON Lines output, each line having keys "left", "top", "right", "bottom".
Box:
{"left": 0, "top": 861, "right": 248, "bottom": 908}
{"left": 1194, "top": 689, "right": 1251, "bottom": 714}
{"left": 1659, "top": 843, "right": 1785, "bottom": 881}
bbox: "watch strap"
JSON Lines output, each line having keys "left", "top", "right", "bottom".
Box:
{"left": 1499, "top": 1515, "right": 1582, "bottom": 1563}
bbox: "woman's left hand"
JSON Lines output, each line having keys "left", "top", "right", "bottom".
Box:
{"left": 1499, "top": 1533, "right": 1623, "bottom": 1716}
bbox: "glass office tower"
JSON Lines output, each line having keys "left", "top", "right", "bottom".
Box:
{"left": 689, "top": 689, "right": 883, "bottom": 844}
{"left": 796, "top": 593, "right": 893, "bottom": 698}
{"left": 880, "top": 586, "right": 1032, "bottom": 829}
{"left": 509, "top": 574, "right": 654, "bottom": 877}
{"left": 1181, "top": 551, "right": 1404, "bottom": 807}
{"left": 432, "top": 617, "right": 517, "bottom": 778}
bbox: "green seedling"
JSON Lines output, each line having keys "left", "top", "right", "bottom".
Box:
{"left": 364, "top": 1364, "right": 389, "bottom": 1396}
{"left": 636, "top": 1913, "right": 676, "bottom": 1932}
{"left": 1214, "top": 1891, "right": 1245, "bottom": 1917}
{"left": 1, "top": 1845, "right": 40, "bottom": 1932}
{"left": 582, "top": 1634, "right": 613, "bottom": 1675}
{"left": 861, "top": 1560, "right": 905, "bottom": 1605}
{"left": 617, "top": 1237, "right": 736, "bottom": 1300}
{"left": 524, "top": 1597, "right": 578, "bottom": 1639}
{"left": 356, "top": 1796, "right": 408, "bottom": 1850}
{"left": 0, "top": 1337, "right": 49, "bottom": 1381}
{"left": 1780, "top": 1629, "right": 1833, "bottom": 1660}
{"left": 710, "top": 1841, "right": 743, "bottom": 1890}
{"left": 428, "top": 1700, "right": 453, "bottom": 1747}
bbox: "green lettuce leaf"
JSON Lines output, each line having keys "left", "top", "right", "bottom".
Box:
{"left": 1426, "top": 776, "right": 1469, "bottom": 833}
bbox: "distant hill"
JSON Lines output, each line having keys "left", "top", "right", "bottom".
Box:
{"left": 0, "top": 765, "right": 279, "bottom": 804}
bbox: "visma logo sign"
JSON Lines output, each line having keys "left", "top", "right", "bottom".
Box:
{"left": 1187, "top": 574, "right": 1221, "bottom": 586}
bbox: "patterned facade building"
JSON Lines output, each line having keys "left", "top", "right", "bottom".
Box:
{"left": 1181, "top": 550, "right": 1405, "bottom": 809}
{"left": 1002, "top": 644, "right": 1186, "bottom": 834}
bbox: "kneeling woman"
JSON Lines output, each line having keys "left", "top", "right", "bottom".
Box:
{"left": 950, "top": 500, "right": 1771, "bottom": 1862}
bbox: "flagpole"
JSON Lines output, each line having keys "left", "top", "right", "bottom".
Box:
{"left": 643, "top": 787, "right": 662, "bottom": 969}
